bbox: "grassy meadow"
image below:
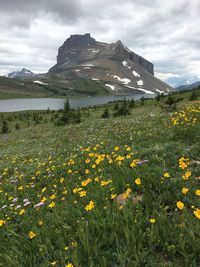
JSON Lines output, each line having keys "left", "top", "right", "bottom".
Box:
{"left": 0, "top": 90, "right": 200, "bottom": 266}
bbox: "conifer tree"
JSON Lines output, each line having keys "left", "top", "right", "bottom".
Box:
{"left": 1, "top": 120, "right": 9, "bottom": 134}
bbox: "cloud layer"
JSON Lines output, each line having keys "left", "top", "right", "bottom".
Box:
{"left": 0, "top": 0, "right": 199, "bottom": 86}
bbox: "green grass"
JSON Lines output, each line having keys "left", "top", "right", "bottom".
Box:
{"left": 0, "top": 92, "right": 200, "bottom": 266}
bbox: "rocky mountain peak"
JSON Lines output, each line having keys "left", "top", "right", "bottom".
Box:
{"left": 48, "top": 33, "right": 173, "bottom": 95}
{"left": 60, "top": 33, "right": 96, "bottom": 50}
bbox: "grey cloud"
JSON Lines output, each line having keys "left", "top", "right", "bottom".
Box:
{"left": 0, "top": 0, "right": 199, "bottom": 86}
{"left": 0, "top": 0, "right": 82, "bottom": 27}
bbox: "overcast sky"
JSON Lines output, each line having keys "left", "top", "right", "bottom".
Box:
{"left": 0, "top": 0, "right": 199, "bottom": 86}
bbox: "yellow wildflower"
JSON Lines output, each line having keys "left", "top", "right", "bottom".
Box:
{"left": 71, "top": 241, "right": 78, "bottom": 247}
{"left": 85, "top": 169, "right": 90, "bottom": 174}
{"left": 73, "top": 187, "right": 82, "bottom": 193}
{"left": 111, "top": 194, "right": 117, "bottom": 199}
{"left": 28, "top": 231, "right": 36, "bottom": 239}
{"left": 38, "top": 220, "right": 43, "bottom": 226}
{"left": 62, "top": 189, "right": 67, "bottom": 195}
{"left": 195, "top": 189, "right": 200, "bottom": 196}
{"left": 65, "top": 262, "right": 74, "bottom": 267}
{"left": 94, "top": 177, "right": 99, "bottom": 182}
{"left": 51, "top": 261, "right": 58, "bottom": 266}
{"left": 123, "top": 188, "right": 132, "bottom": 198}
{"left": 41, "top": 187, "right": 46, "bottom": 193}
{"left": 163, "top": 172, "right": 170, "bottom": 178}
{"left": 176, "top": 201, "right": 184, "bottom": 210}
{"left": 135, "top": 178, "right": 141, "bottom": 185}
{"left": 18, "top": 185, "right": 23, "bottom": 191}
{"left": 48, "top": 202, "right": 56, "bottom": 208}
{"left": 182, "top": 187, "right": 189, "bottom": 194}
{"left": 194, "top": 208, "right": 200, "bottom": 219}
{"left": 60, "top": 177, "right": 64, "bottom": 183}
{"left": 130, "top": 160, "right": 138, "bottom": 168}
{"left": 0, "top": 220, "right": 6, "bottom": 226}
{"left": 149, "top": 218, "right": 156, "bottom": 224}
{"left": 85, "top": 200, "right": 95, "bottom": 211}
{"left": 82, "top": 178, "right": 92, "bottom": 187}
{"left": 79, "top": 191, "right": 87, "bottom": 197}
{"left": 19, "top": 209, "right": 25, "bottom": 215}
{"left": 101, "top": 180, "right": 112, "bottom": 186}
{"left": 182, "top": 170, "right": 191, "bottom": 180}
{"left": 41, "top": 196, "right": 47, "bottom": 202}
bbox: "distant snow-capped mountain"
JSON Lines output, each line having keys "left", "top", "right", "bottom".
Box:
{"left": 7, "top": 68, "right": 37, "bottom": 79}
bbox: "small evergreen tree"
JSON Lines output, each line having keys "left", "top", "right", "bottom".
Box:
{"left": 15, "top": 123, "right": 20, "bottom": 130}
{"left": 165, "top": 94, "right": 177, "bottom": 111}
{"left": 1, "top": 120, "right": 9, "bottom": 134}
{"left": 101, "top": 108, "right": 110, "bottom": 118}
{"left": 74, "top": 109, "right": 81, "bottom": 123}
{"left": 55, "top": 99, "right": 81, "bottom": 125}
{"left": 113, "top": 102, "right": 119, "bottom": 111}
{"left": 140, "top": 97, "right": 145, "bottom": 106}
{"left": 189, "top": 91, "right": 197, "bottom": 101}
{"left": 129, "top": 99, "right": 135, "bottom": 109}
{"left": 113, "top": 99, "right": 130, "bottom": 117}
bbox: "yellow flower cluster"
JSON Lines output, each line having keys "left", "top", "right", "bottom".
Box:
{"left": 169, "top": 103, "right": 200, "bottom": 127}
{"left": 179, "top": 157, "right": 190, "bottom": 170}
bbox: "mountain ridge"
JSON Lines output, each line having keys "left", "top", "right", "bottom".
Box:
{"left": 176, "top": 81, "right": 200, "bottom": 91}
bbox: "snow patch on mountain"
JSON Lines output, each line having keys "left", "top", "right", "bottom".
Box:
{"left": 125, "top": 85, "right": 155, "bottom": 95}
{"left": 105, "top": 84, "right": 115, "bottom": 91}
{"left": 137, "top": 80, "right": 144, "bottom": 86}
{"left": 122, "top": 61, "right": 128, "bottom": 66}
{"left": 112, "top": 75, "right": 131, "bottom": 85}
{"left": 155, "top": 88, "right": 164, "bottom": 94}
{"left": 34, "top": 80, "right": 48, "bottom": 85}
{"left": 132, "top": 71, "right": 140, "bottom": 77}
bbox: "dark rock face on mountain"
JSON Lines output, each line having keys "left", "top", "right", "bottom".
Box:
{"left": 7, "top": 68, "right": 37, "bottom": 79}
{"left": 48, "top": 33, "right": 173, "bottom": 95}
